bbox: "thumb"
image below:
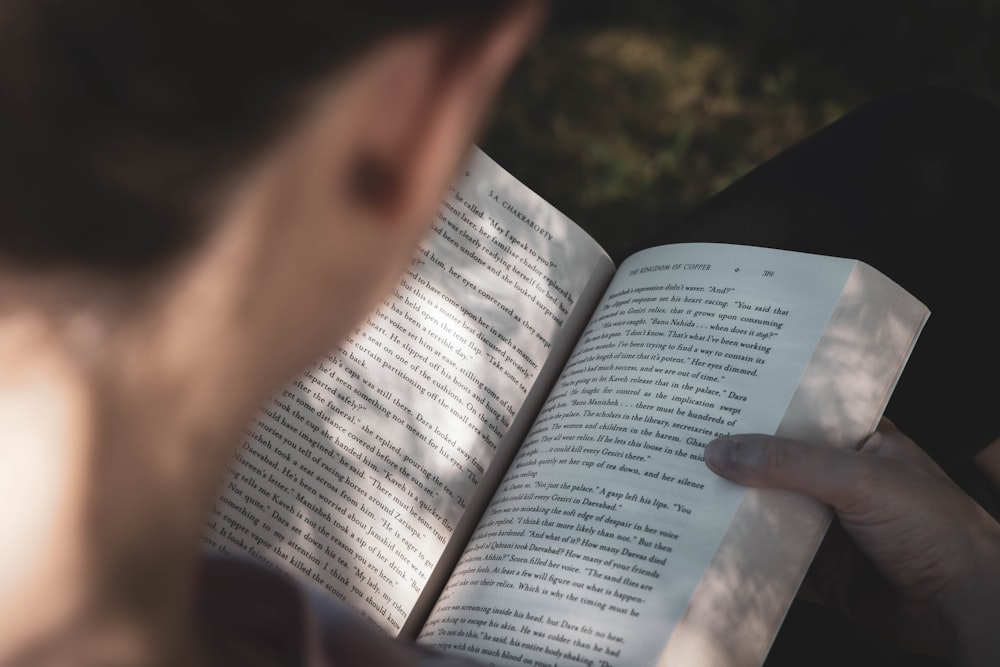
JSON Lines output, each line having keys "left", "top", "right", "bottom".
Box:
{"left": 704, "top": 434, "right": 873, "bottom": 512}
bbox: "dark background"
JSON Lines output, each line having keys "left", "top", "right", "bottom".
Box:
{"left": 480, "top": 2, "right": 999, "bottom": 664}
{"left": 481, "top": 0, "right": 1000, "bottom": 262}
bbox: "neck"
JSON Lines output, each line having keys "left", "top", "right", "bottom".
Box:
{"left": 0, "top": 261, "right": 264, "bottom": 667}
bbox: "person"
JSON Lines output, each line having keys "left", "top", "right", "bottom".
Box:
{"left": 1, "top": 2, "right": 544, "bottom": 665}
{"left": 0, "top": 4, "right": 997, "bottom": 667}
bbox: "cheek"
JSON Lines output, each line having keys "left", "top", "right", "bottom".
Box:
{"left": 275, "top": 207, "right": 430, "bottom": 362}
{"left": 340, "top": 247, "right": 415, "bottom": 318}
{"left": 307, "top": 238, "right": 417, "bottom": 340}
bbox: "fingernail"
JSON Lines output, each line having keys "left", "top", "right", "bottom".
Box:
{"left": 705, "top": 438, "right": 737, "bottom": 472}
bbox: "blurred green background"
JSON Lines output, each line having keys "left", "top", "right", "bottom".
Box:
{"left": 480, "top": 0, "right": 1000, "bottom": 262}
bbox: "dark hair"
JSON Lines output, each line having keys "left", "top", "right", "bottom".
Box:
{"left": 0, "top": 1, "right": 512, "bottom": 272}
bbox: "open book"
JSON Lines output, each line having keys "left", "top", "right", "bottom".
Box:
{"left": 202, "top": 147, "right": 929, "bottom": 667}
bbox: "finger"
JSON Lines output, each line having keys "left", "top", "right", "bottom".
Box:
{"left": 704, "top": 434, "right": 878, "bottom": 513}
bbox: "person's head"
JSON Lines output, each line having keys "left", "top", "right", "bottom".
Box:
{"left": 0, "top": 7, "right": 544, "bottom": 662}
{"left": 0, "top": 0, "right": 543, "bottom": 388}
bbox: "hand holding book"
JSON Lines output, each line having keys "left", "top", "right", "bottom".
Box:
{"left": 706, "top": 422, "right": 1000, "bottom": 667}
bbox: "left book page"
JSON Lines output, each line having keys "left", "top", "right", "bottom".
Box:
{"left": 202, "top": 147, "right": 615, "bottom": 633}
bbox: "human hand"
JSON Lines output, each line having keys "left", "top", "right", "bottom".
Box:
{"left": 705, "top": 418, "right": 1000, "bottom": 667}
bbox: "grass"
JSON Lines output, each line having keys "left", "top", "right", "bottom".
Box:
{"left": 480, "top": 0, "right": 1000, "bottom": 260}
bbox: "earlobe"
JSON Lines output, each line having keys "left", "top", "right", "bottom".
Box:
{"left": 338, "top": 1, "right": 545, "bottom": 229}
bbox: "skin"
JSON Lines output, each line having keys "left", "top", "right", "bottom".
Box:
{"left": 0, "top": 4, "right": 544, "bottom": 666}
{"left": 706, "top": 420, "right": 1000, "bottom": 666}
{"left": 973, "top": 439, "right": 1000, "bottom": 493}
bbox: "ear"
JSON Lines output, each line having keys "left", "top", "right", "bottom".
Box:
{"left": 335, "top": 2, "right": 546, "bottom": 229}
{"left": 183, "top": 3, "right": 547, "bottom": 393}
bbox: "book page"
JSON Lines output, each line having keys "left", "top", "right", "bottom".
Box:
{"left": 201, "top": 147, "right": 614, "bottom": 633}
{"left": 661, "top": 259, "right": 927, "bottom": 667}
{"left": 416, "top": 244, "right": 868, "bottom": 665}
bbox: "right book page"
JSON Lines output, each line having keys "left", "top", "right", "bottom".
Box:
{"left": 658, "top": 255, "right": 930, "bottom": 667}
{"left": 417, "top": 243, "right": 929, "bottom": 667}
